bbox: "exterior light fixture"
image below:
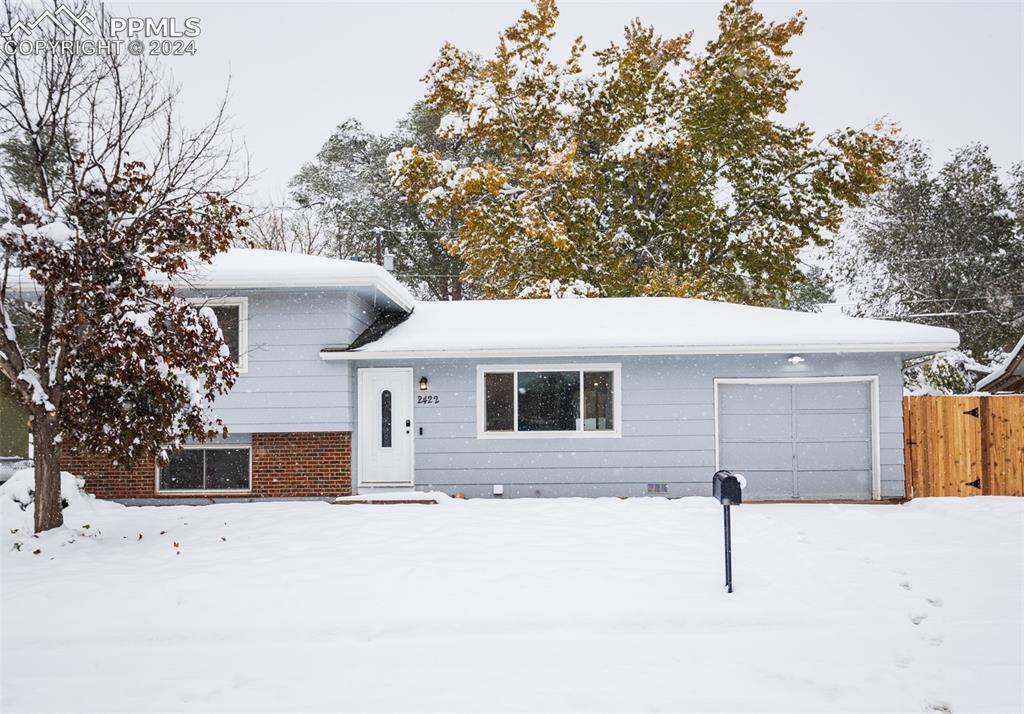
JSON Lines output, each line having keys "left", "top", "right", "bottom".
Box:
{"left": 419, "top": 376, "right": 429, "bottom": 391}
{"left": 787, "top": 355, "right": 805, "bottom": 365}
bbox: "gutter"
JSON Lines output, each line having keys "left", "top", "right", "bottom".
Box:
{"left": 319, "top": 341, "right": 959, "bottom": 361}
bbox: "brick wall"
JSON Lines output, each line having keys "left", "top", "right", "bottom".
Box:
{"left": 63, "top": 452, "right": 159, "bottom": 500}
{"left": 65, "top": 431, "right": 352, "bottom": 500}
{"left": 250, "top": 432, "right": 351, "bottom": 498}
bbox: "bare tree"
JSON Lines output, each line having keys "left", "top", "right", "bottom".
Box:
{"left": 0, "top": 0, "right": 249, "bottom": 532}
{"left": 247, "top": 202, "right": 329, "bottom": 255}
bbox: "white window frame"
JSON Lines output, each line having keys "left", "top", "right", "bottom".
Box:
{"left": 712, "top": 376, "right": 882, "bottom": 500}
{"left": 154, "top": 443, "right": 253, "bottom": 495}
{"left": 476, "top": 363, "right": 622, "bottom": 439}
{"left": 189, "top": 296, "right": 249, "bottom": 373}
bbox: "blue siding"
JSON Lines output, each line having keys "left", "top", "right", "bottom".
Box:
{"left": 195, "top": 289, "right": 370, "bottom": 433}
{"left": 184, "top": 286, "right": 909, "bottom": 500}
{"left": 356, "top": 353, "right": 907, "bottom": 499}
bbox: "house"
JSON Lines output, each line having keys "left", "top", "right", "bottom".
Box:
{"left": 51, "top": 249, "right": 957, "bottom": 502}
{"left": 977, "top": 334, "right": 1024, "bottom": 394}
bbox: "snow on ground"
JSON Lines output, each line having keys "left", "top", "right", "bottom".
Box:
{"left": 1, "top": 490, "right": 1021, "bottom": 713}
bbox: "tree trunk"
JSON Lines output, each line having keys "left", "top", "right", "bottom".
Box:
{"left": 32, "top": 419, "right": 64, "bottom": 533}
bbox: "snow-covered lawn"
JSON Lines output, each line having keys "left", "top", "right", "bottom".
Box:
{"left": 2, "top": 487, "right": 1021, "bottom": 713}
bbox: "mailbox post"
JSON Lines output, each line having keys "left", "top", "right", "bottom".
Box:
{"left": 712, "top": 470, "right": 743, "bottom": 593}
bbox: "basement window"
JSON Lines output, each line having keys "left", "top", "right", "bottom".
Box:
{"left": 157, "top": 446, "right": 251, "bottom": 493}
{"left": 477, "top": 364, "right": 620, "bottom": 438}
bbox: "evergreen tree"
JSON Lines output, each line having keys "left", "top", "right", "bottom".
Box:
{"left": 774, "top": 264, "right": 834, "bottom": 313}
{"left": 835, "top": 142, "right": 1023, "bottom": 358}
{"left": 291, "top": 106, "right": 470, "bottom": 300}
{"left": 388, "top": 0, "right": 895, "bottom": 302}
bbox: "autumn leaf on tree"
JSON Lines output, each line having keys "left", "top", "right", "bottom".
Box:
{"left": 389, "top": 0, "right": 897, "bottom": 303}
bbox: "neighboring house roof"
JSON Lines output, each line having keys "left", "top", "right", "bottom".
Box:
{"left": 976, "top": 334, "right": 1024, "bottom": 393}
{"left": 322, "top": 297, "right": 959, "bottom": 360}
{"left": 5, "top": 249, "right": 417, "bottom": 312}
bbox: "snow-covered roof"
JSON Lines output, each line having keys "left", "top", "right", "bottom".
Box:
{"left": 324, "top": 297, "right": 959, "bottom": 359}
{"left": 5, "top": 249, "right": 416, "bottom": 311}
{"left": 162, "top": 249, "right": 415, "bottom": 310}
{"left": 976, "top": 333, "right": 1024, "bottom": 393}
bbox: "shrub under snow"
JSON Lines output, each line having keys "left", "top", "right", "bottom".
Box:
{"left": 0, "top": 468, "right": 110, "bottom": 540}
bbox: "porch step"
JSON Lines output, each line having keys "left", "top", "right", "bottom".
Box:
{"left": 334, "top": 490, "right": 436, "bottom": 506}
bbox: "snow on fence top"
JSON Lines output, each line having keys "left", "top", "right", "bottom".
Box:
{"left": 327, "top": 297, "right": 959, "bottom": 358}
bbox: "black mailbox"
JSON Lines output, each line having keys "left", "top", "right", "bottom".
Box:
{"left": 713, "top": 470, "right": 743, "bottom": 506}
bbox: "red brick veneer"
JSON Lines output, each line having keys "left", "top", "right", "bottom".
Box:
{"left": 250, "top": 432, "right": 351, "bottom": 498}
{"left": 64, "top": 432, "right": 352, "bottom": 499}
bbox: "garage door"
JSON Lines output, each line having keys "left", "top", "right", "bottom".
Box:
{"left": 716, "top": 380, "right": 875, "bottom": 500}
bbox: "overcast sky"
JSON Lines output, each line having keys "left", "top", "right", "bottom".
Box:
{"left": 112, "top": 1, "right": 1023, "bottom": 202}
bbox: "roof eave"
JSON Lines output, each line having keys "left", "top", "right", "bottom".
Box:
{"left": 8, "top": 272, "right": 416, "bottom": 312}
{"left": 320, "top": 341, "right": 959, "bottom": 361}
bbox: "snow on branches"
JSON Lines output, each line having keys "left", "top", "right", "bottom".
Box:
{"left": 388, "top": 0, "right": 897, "bottom": 303}
{"left": 0, "top": 162, "right": 247, "bottom": 467}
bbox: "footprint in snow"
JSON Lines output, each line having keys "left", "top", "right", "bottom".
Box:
{"left": 924, "top": 702, "right": 953, "bottom": 714}
{"left": 927, "top": 634, "right": 944, "bottom": 647}
{"left": 893, "top": 655, "right": 912, "bottom": 669}
{"left": 911, "top": 614, "right": 927, "bottom": 625}
{"left": 899, "top": 581, "right": 913, "bottom": 590}
{"left": 927, "top": 597, "right": 943, "bottom": 608}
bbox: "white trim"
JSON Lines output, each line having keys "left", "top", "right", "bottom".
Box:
{"left": 154, "top": 443, "right": 252, "bottom": 495}
{"left": 322, "top": 343, "right": 955, "bottom": 361}
{"left": 475, "top": 363, "right": 622, "bottom": 439}
{"left": 174, "top": 277, "right": 414, "bottom": 312}
{"left": 189, "top": 296, "right": 249, "bottom": 373}
{"left": 713, "top": 376, "right": 882, "bottom": 501}
{"left": 356, "top": 368, "right": 415, "bottom": 491}
{"left": 12, "top": 259, "right": 416, "bottom": 311}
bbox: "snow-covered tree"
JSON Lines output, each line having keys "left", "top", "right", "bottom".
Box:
{"left": 0, "top": 1, "right": 248, "bottom": 533}
{"left": 291, "top": 106, "right": 470, "bottom": 300}
{"left": 835, "top": 141, "right": 1024, "bottom": 359}
{"left": 388, "top": 0, "right": 896, "bottom": 302}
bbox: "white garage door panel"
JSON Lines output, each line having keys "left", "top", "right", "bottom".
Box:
{"left": 733, "top": 470, "right": 795, "bottom": 494}
{"left": 719, "top": 441, "right": 794, "bottom": 471}
{"left": 717, "top": 380, "right": 876, "bottom": 500}
{"left": 796, "top": 382, "right": 870, "bottom": 410}
{"left": 718, "top": 384, "right": 792, "bottom": 413}
{"left": 796, "top": 412, "right": 871, "bottom": 441}
{"left": 719, "top": 413, "right": 792, "bottom": 441}
{"left": 797, "top": 470, "right": 873, "bottom": 499}
{"left": 796, "top": 442, "right": 872, "bottom": 470}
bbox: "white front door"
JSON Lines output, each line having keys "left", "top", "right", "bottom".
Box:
{"left": 357, "top": 368, "right": 414, "bottom": 487}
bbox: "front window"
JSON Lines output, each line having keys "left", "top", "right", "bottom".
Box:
{"left": 158, "top": 447, "right": 251, "bottom": 492}
{"left": 479, "top": 365, "right": 619, "bottom": 437}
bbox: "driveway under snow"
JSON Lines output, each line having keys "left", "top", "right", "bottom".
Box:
{"left": 2, "top": 491, "right": 1021, "bottom": 713}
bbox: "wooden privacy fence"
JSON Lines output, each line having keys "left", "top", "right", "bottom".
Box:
{"left": 904, "top": 395, "right": 1024, "bottom": 498}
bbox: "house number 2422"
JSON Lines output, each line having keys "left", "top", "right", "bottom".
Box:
{"left": 417, "top": 395, "right": 439, "bottom": 404}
